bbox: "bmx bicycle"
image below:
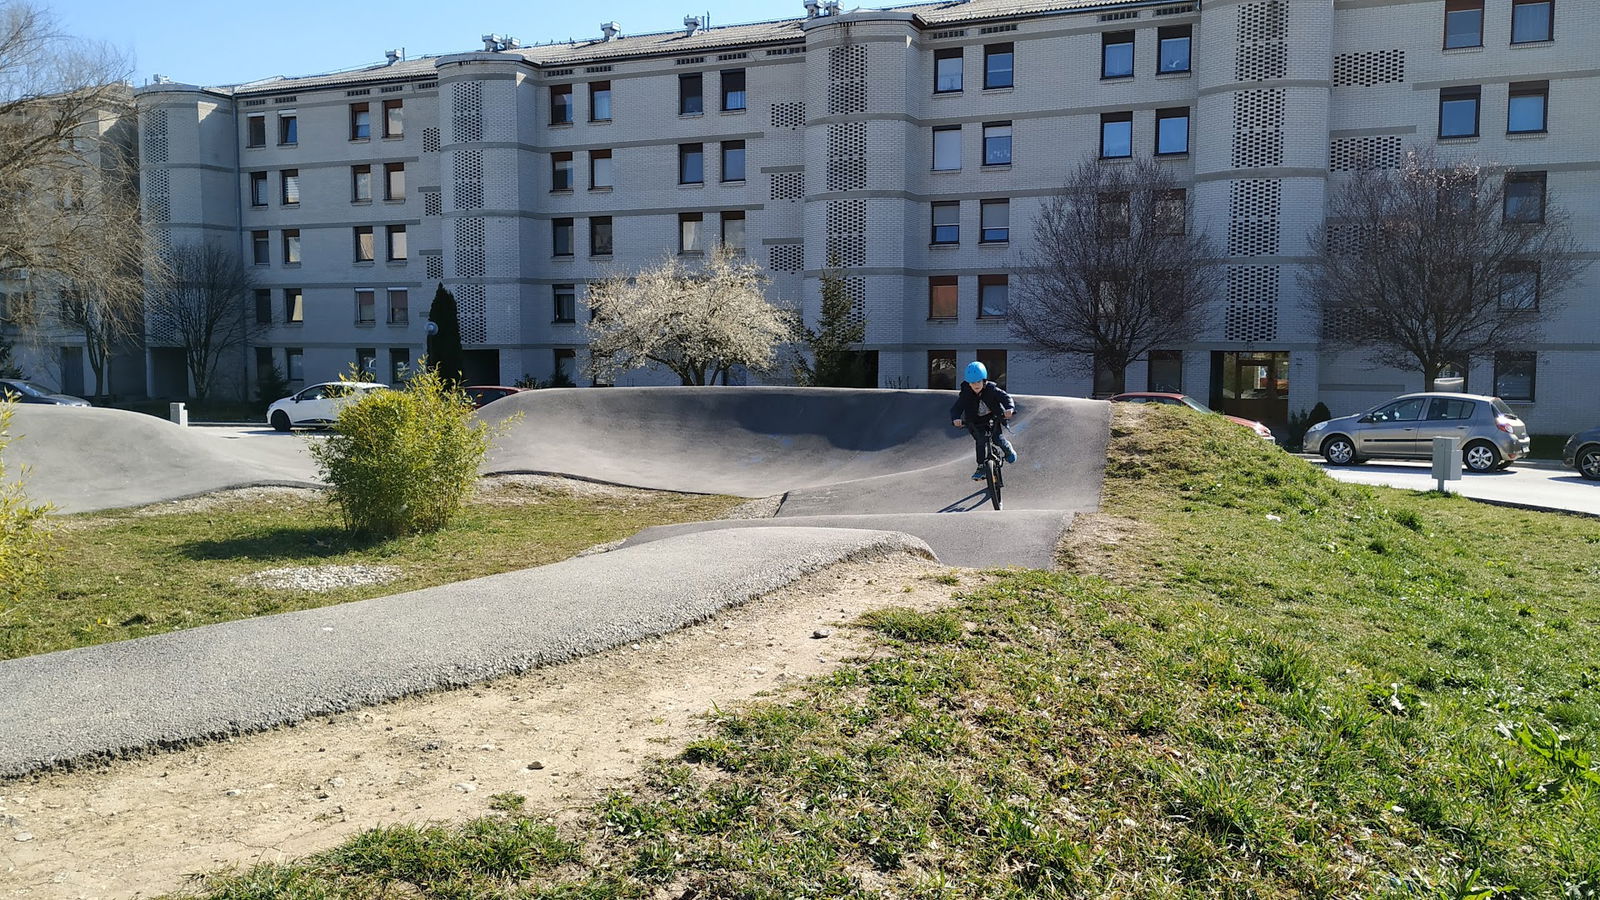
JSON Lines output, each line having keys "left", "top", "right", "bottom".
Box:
{"left": 976, "top": 416, "right": 1009, "bottom": 510}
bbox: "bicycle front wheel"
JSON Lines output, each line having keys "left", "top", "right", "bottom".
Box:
{"left": 985, "top": 458, "right": 1002, "bottom": 510}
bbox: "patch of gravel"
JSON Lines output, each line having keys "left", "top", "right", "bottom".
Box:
{"left": 475, "top": 473, "right": 660, "bottom": 504}
{"left": 130, "top": 486, "right": 325, "bottom": 517}
{"left": 234, "top": 564, "right": 402, "bottom": 593}
{"left": 720, "top": 494, "right": 785, "bottom": 520}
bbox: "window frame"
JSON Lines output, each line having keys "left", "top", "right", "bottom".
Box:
{"left": 349, "top": 102, "right": 370, "bottom": 141}
{"left": 721, "top": 140, "right": 746, "bottom": 182}
{"left": 1510, "top": 0, "right": 1554, "bottom": 44}
{"left": 1438, "top": 85, "right": 1482, "bottom": 138}
{"left": 589, "top": 81, "right": 612, "bottom": 121}
{"left": 384, "top": 162, "right": 405, "bottom": 201}
{"left": 381, "top": 99, "right": 403, "bottom": 138}
{"left": 284, "top": 288, "right": 304, "bottom": 324}
{"left": 1507, "top": 81, "right": 1549, "bottom": 134}
{"left": 979, "top": 198, "right": 1009, "bottom": 244}
{"left": 1154, "top": 107, "right": 1190, "bottom": 155}
{"left": 277, "top": 113, "right": 297, "bottom": 146}
{"left": 1498, "top": 261, "right": 1541, "bottom": 310}
{"left": 354, "top": 226, "right": 375, "bottom": 263}
{"left": 254, "top": 288, "right": 273, "bottom": 325}
{"left": 351, "top": 164, "right": 372, "bottom": 203}
{"left": 983, "top": 42, "right": 1014, "bottom": 90}
{"left": 553, "top": 284, "right": 577, "bottom": 324}
{"left": 1148, "top": 349, "right": 1183, "bottom": 393}
{"left": 386, "top": 287, "right": 409, "bottom": 325}
{"left": 1443, "top": 0, "right": 1484, "bottom": 49}
{"left": 928, "top": 350, "right": 958, "bottom": 390}
{"left": 978, "top": 274, "right": 1009, "bottom": 319}
{"left": 1503, "top": 171, "right": 1547, "bottom": 224}
{"left": 720, "top": 68, "right": 746, "bottom": 111}
{"left": 1102, "top": 31, "right": 1134, "bottom": 80}
{"left": 386, "top": 225, "right": 407, "bottom": 261}
{"left": 251, "top": 230, "right": 270, "bottom": 266}
{"left": 1157, "top": 25, "right": 1192, "bottom": 73}
{"left": 932, "top": 125, "right": 961, "bottom": 171}
{"left": 679, "top": 72, "right": 704, "bottom": 116}
{"left": 679, "top": 143, "right": 705, "bottom": 185}
{"left": 1100, "top": 111, "right": 1133, "bottom": 159}
{"left": 975, "top": 349, "right": 1008, "bottom": 390}
{"left": 280, "top": 168, "right": 300, "bottom": 205}
{"left": 928, "top": 275, "right": 958, "bottom": 320}
{"left": 551, "top": 151, "right": 574, "bottom": 192}
{"left": 246, "top": 114, "right": 266, "bottom": 148}
{"left": 552, "top": 217, "right": 575, "bottom": 257}
{"left": 249, "top": 171, "right": 268, "bottom": 207}
{"left": 934, "top": 48, "right": 963, "bottom": 94}
{"left": 1154, "top": 188, "right": 1188, "bottom": 236}
{"left": 589, "top": 216, "right": 613, "bottom": 257}
{"left": 982, "top": 121, "right": 1012, "bottom": 167}
{"left": 355, "top": 288, "right": 376, "bottom": 326}
{"left": 282, "top": 229, "right": 301, "bottom": 265}
{"left": 590, "top": 149, "right": 614, "bottom": 189}
{"left": 720, "top": 210, "right": 746, "bottom": 252}
{"left": 930, "top": 201, "right": 960, "bottom": 245}
{"left": 1493, "top": 351, "right": 1537, "bottom": 401}
{"left": 678, "top": 212, "right": 705, "bottom": 255}
{"left": 550, "top": 84, "right": 574, "bottom": 124}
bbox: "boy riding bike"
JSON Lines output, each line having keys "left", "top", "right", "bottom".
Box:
{"left": 949, "top": 361, "right": 1017, "bottom": 481}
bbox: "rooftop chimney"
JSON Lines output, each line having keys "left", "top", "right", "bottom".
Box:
{"left": 803, "top": 0, "right": 819, "bottom": 16}
{"left": 384, "top": 49, "right": 402, "bottom": 65}
{"left": 684, "top": 14, "right": 701, "bottom": 35}
{"left": 601, "top": 21, "right": 620, "bottom": 41}
{"left": 822, "top": 0, "right": 841, "bottom": 15}
{"left": 482, "top": 33, "right": 501, "bottom": 51}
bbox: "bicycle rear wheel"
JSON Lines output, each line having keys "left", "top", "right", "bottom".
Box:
{"left": 985, "top": 457, "right": 1002, "bottom": 510}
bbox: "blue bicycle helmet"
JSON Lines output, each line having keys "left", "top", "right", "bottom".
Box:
{"left": 963, "top": 361, "right": 988, "bottom": 383}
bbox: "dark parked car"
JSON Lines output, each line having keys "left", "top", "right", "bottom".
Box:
{"left": 464, "top": 385, "right": 527, "bottom": 409}
{"left": 0, "top": 379, "right": 91, "bottom": 407}
{"left": 1564, "top": 426, "right": 1600, "bottom": 481}
{"left": 1303, "top": 392, "right": 1530, "bottom": 472}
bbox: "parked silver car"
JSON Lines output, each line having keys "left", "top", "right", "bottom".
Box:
{"left": 1303, "top": 392, "right": 1530, "bottom": 472}
{"left": 1564, "top": 426, "right": 1600, "bottom": 481}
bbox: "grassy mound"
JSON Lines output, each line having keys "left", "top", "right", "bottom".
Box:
{"left": 167, "top": 406, "right": 1600, "bottom": 898}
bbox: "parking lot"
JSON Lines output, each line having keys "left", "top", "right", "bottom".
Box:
{"left": 1304, "top": 456, "right": 1600, "bottom": 517}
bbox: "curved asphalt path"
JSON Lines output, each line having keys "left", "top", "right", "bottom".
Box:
{"left": 0, "top": 387, "right": 1109, "bottom": 777}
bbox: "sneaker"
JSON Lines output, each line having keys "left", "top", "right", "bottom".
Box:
{"left": 972, "top": 467, "right": 986, "bottom": 481}
{"left": 1004, "top": 447, "right": 1018, "bottom": 464}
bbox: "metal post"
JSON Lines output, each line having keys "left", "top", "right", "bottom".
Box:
{"left": 1432, "top": 436, "right": 1461, "bottom": 493}
{"left": 169, "top": 401, "right": 187, "bottom": 427}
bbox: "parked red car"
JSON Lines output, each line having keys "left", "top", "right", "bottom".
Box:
{"left": 463, "top": 385, "right": 527, "bottom": 409}
{"left": 1108, "top": 392, "right": 1277, "bottom": 441}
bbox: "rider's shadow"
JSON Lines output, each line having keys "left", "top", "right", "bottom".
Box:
{"left": 939, "top": 490, "right": 992, "bottom": 512}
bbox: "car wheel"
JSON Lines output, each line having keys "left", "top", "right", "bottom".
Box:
{"left": 1579, "top": 446, "right": 1600, "bottom": 481}
{"left": 270, "top": 411, "right": 291, "bottom": 432}
{"left": 1463, "top": 441, "right": 1500, "bottom": 473}
{"left": 1322, "top": 436, "right": 1358, "bottom": 466}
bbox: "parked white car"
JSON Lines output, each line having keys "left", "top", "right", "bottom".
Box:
{"left": 266, "top": 382, "right": 388, "bottom": 431}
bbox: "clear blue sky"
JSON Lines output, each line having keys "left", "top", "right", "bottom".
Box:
{"left": 52, "top": 0, "right": 805, "bottom": 88}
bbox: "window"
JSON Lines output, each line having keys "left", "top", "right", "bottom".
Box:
{"left": 980, "top": 199, "right": 1009, "bottom": 243}
{"left": 1503, "top": 172, "right": 1546, "bottom": 223}
{"left": 1444, "top": 0, "right": 1484, "bottom": 48}
{"left": 679, "top": 212, "right": 704, "bottom": 254}
{"left": 387, "top": 225, "right": 407, "bottom": 261}
{"left": 934, "top": 48, "right": 963, "bottom": 93}
{"left": 281, "top": 169, "right": 300, "bottom": 205}
{"left": 721, "top": 140, "right": 746, "bottom": 182}
{"left": 255, "top": 347, "right": 274, "bottom": 382}
{"left": 286, "top": 347, "right": 304, "bottom": 380}
{"left": 721, "top": 69, "right": 746, "bottom": 111}
{"left": 590, "top": 216, "right": 613, "bottom": 256}
{"left": 1499, "top": 261, "right": 1540, "bottom": 309}
{"left": 553, "top": 284, "right": 576, "bottom": 323}
{"left": 247, "top": 114, "right": 266, "bottom": 147}
{"left": 721, "top": 211, "right": 745, "bottom": 251}
{"left": 1148, "top": 350, "right": 1182, "bottom": 392}
{"left": 386, "top": 287, "right": 409, "bottom": 325}
{"left": 254, "top": 289, "right": 272, "bottom": 324}
{"left": 1426, "top": 397, "right": 1475, "bottom": 420}
{"left": 984, "top": 43, "right": 1014, "bottom": 89}
{"left": 1511, "top": 0, "right": 1553, "bottom": 43}
{"left": 1158, "top": 25, "right": 1191, "bottom": 73}
{"left": 354, "top": 226, "right": 374, "bottom": 262}
{"left": 1508, "top": 81, "right": 1548, "bottom": 133}
{"left": 982, "top": 122, "right": 1012, "bottom": 166}
{"left": 250, "top": 171, "right": 268, "bottom": 207}
{"left": 284, "top": 288, "right": 304, "bottom": 324}
{"left": 390, "top": 348, "right": 410, "bottom": 384}
{"left": 931, "top": 201, "right": 959, "bottom": 244}
{"left": 1439, "top": 86, "right": 1481, "bottom": 138}
{"left": 1102, "top": 31, "right": 1134, "bottom": 79}
{"left": 1155, "top": 188, "right": 1187, "bottom": 235}
{"left": 356, "top": 349, "right": 378, "bottom": 379}
{"left": 590, "top": 81, "right": 612, "bottom": 121}
{"left": 1099, "top": 191, "right": 1131, "bottom": 238}
{"left": 976, "top": 349, "right": 1007, "bottom": 390}
{"left": 384, "top": 162, "right": 405, "bottom": 200}
{"left": 278, "top": 113, "right": 297, "bottom": 145}
{"left": 679, "top": 144, "right": 704, "bottom": 184}
{"left": 590, "top": 149, "right": 613, "bottom": 189}
{"left": 251, "top": 230, "right": 270, "bottom": 265}
{"left": 550, "top": 84, "right": 574, "bottom": 124}
{"left": 553, "top": 218, "right": 574, "bottom": 256}
{"left": 979, "top": 274, "right": 1008, "bottom": 318}
{"left": 551, "top": 152, "right": 574, "bottom": 191}
{"left": 350, "top": 102, "right": 370, "bottom": 140}
{"left": 1494, "top": 351, "right": 1536, "bottom": 401}
{"left": 1155, "top": 107, "right": 1190, "bottom": 155}
{"left": 932, "top": 126, "right": 961, "bottom": 171}
{"left": 352, "top": 164, "right": 372, "bottom": 202}
{"left": 1101, "top": 112, "right": 1133, "bottom": 158}
{"left": 679, "top": 72, "right": 703, "bottom": 115}
{"left": 1369, "top": 398, "right": 1427, "bottom": 422}
{"left": 382, "top": 99, "right": 403, "bottom": 138}
{"left": 928, "top": 276, "right": 958, "bottom": 319}
{"left": 554, "top": 349, "right": 576, "bottom": 385}
{"left": 928, "top": 350, "right": 957, "bottom": 390}
{"left": 355, "top": 289, "right": 376, "bottom": 325}
{"left": 282, "top": 229, "right": 301, "bottom": 264}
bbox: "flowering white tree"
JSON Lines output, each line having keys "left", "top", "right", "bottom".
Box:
{"left": 586, "top": 246, "right": 793, "bottom": 386}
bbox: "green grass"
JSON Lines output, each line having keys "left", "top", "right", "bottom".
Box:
{"left": 1, "top": 485, "right": 738, "bottom": 660}
{"left": 150, "top": 407, "right": 1600, "bottom": 897}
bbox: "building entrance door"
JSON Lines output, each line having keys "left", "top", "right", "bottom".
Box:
{"left": 1212, "top": 351, "right": 1289, "bottom": 428}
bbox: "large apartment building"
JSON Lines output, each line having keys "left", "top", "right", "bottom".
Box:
{"left": 131, "top": 0, "right": 1596, "bottom": 431}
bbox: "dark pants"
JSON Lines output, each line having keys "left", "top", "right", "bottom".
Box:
{"left": 967, "top": 417, "right": 1015, "bottom": 465}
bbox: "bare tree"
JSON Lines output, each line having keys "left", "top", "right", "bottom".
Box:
{"left": 586, "top": 246, "right": 793, "bottom": 386}
{"left": 1306, "top": 148, "right": 1584, "bottom": 390}
{"left": 1009, "top": 157, "right": 1219, "bottom": 395}
{"left": 0, "top": 2, "right": 132, "bottom": 277}
{"left": 147, "top": 241, "right": 258, "bottom": 400}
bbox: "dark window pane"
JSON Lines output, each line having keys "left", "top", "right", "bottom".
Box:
{"left": 928, "top": 351, "right": 957, "bottom": 389}
{"left": 1156, "top": 111, "right": 1189, "bottom": 154}
{"left": 1494, "top": 352, "right": 1536, "bottom": 400}
{"left": 680, "top": 144, "right": 704, "bottom": 184}
{"left": 1439, "top": 90, "right": 1480, "bottom": 137}
{"left": 1444, "top": 6, "right": 1483, "bottom": 48}
{"left": 721, "top": 69, "right": 746, "bottom": 111}
{"left": 983, "top": 123, "right": 1011, "bottom": 166}
{"left": 1507, "top": 88, "right": 1547, "bottom": 133}
{"left": 1101, "top": 115, "right": 1132, "bottom": 158}
{"left": 721, "top": 141, "right": 745, "bottom": 181}
{"left": 931, "top": 203, "right": 959, "bottom": 244}
{"left": 679, "top": 73, "right": 703, "bottom": 115}
{"left": 934, "top": 50, "right": 963, "bottom": 92}
{"left": 1158, "top": 27, "right": 1191, "bottom": 73}
{"left": 1511, "top": 0, "right": 1552, "bottom": 43}
{"left": 1103, "top": 32, "right": 1134, "bottom": 78}
{"left": 984, "top": 44, "right": 1013, "bottom": 89}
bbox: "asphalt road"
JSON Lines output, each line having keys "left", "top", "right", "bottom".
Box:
{"left": 1305, "top": 456, "right": 1600, "bottom": 517}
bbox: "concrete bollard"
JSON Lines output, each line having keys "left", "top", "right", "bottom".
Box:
{"left": 169, "top": 402, "right": 188, "bottom": 427}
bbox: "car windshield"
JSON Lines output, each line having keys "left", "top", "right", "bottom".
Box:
{"left": 1, "top": 380, "right": 51, "bottom": 398}
{"left": 1179, "top": 396, "right": 1211, "bottom": 413}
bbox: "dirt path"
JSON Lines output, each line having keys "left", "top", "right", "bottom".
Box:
{"left": 0, "top": 555, "right": 978, "bottom": 899}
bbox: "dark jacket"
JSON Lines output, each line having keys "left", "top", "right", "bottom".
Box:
{"left": 950, "top": 381, "right": 1015, "bottom": 425}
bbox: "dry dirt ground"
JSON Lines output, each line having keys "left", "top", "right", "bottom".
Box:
{"left": 0, "top": 542, "right": 985, "bottom": 899}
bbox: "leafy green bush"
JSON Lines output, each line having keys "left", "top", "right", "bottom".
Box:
{"left": 309, "top": 367, "right": 498, "bottom": 537}
{"left": 0, "top": 400, "right": 51, "bottom": 608}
